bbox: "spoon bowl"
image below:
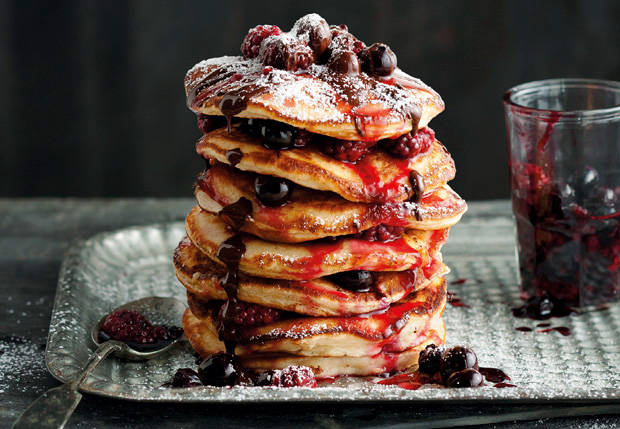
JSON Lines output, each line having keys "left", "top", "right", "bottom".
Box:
{"left": 91, "top": 296, "right": 187, "bottom": 360}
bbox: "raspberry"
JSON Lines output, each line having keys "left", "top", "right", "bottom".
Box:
{"left": 322, "top": 138, "right": 374, "bottom": 163}
{"left": 255, "top": 366, "right": 317, "bottom": 388}
{"left": 354, "top": 224, "right": 404, "bottom": 242}
{"left": 241, "top": 25, "right": 283, "bottom": 59}
{"left": 382, "top": 127, "right": 435, "bottom": 159}
{"left": 220, "top": 301, "right": 282, "bottom": 327}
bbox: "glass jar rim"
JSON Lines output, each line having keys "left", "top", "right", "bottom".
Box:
{"left": 503, "top": 78, "right": 620, "bottom": 120}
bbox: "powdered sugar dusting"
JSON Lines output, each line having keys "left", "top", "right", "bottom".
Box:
{"left": 0, "top": 336, "right": 47, "bottom": 395}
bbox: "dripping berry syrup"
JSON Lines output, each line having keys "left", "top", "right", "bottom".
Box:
{"left": 537, "top": 326, "right": 571, "bottom": 336}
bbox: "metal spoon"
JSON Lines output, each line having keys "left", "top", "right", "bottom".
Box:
{"left": 13, "top": 296, "right": 187, "bottom": 429}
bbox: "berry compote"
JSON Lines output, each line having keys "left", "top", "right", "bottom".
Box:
{"left": 98, "top": 309, "right": 183, "bottom": 352}
{"left": 511, "top": 162, "right": 620, "bottom": 308}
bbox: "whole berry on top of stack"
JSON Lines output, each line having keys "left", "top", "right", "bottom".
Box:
{"left": 175, "top": 13, "right": 466, "bottom": 384}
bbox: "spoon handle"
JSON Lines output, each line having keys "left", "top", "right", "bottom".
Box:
{"left": 13, "top": 341, "right": 125, "bottom": 429}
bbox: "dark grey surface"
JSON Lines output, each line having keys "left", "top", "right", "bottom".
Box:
{"left": 2, "top": 1, "right": 620, "bottom": 200}
{"left": 1, "top": 198, "right": 620, "bottom": 428}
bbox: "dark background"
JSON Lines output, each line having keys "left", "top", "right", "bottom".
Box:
{"left": 1, "top": 0, "right": 619, "bottom": 200}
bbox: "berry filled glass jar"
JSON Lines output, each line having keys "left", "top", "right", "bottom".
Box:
{"left": 503, "top": 79, "right": 620, "bottom": 308}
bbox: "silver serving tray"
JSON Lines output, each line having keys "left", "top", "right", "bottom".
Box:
{"left": 46, "top": 218, "right": 620, "bottom": 402}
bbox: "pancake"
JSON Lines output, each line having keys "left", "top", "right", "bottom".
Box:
{"left": 174, "top": 236, "right": 449, "bottom": 317}
{"left": 185, "top": 56, "right": 444, "bottom": 141}
{"left": 185, "top": 206, "right": 449, "bottom": 280}
{"left": 195, "top": 161, "right": 467, "bottom": 242}
{"left": 182, "top": 307, "right": 446, "bottom": 377}
{"left": 196, "top": 127, "right": 455, "bottom": 204}
{"left": 186, "top": 275, "right": 445, "bottom": 357}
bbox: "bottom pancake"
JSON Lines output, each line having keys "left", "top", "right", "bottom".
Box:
{"left": 182, "top": 308, "right": 446, "bottom": 377}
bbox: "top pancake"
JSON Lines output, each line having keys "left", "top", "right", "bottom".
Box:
{"left": 185, "top": 57, "right": 444, "bottom": 141}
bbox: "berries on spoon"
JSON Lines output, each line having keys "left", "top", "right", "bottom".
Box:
{"left": 99, "top": 309, "right": 182, "bottom": 346}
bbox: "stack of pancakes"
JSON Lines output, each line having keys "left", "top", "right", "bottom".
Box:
{"left": 176, "top": 14, "right": 466, "bottom": 378}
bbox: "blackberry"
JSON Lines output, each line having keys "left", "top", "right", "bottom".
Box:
{"left": 381, "top": 127, "right": 435, "bottom": 159}
{"left": 418, "top": 344, "right": 443, "bottom": 375}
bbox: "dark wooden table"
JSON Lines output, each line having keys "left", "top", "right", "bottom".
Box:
{"left": 1, "top": 198, "right": 619, "bottom": 428}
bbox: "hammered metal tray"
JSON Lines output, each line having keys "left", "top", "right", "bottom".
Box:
{"left": 46, "top": 217, "right": 620, "bottom": 402}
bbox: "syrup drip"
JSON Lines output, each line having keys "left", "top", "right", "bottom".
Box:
{"left": 218, "top": 85, "right": 269, "bottom": 133}
{"left": 225, "top": 148, "right": 244, "bottom": 168}
{"left": 408, "top": 170, "right": 425, "bottom": 206}
{"left": 187, "top": 68, "right": 237, "bottom": 109}
{"left": 447, "top": 294, "right": 470, "bottom": 308}
{"left": 537, "top": 326, "right": 571, "bottom": 336}
{"left": 216, "top": 234, "right": 246, "bottom": 353}
{"left": 479, "top": 367, "right": 510, "bottom": 383}
{"left": 314, "top": 68, "right": 421, "bottom": 140}
{"left": 218, "top": 197, "right": 253, "bottom": 230}
{"left": 494, "top": 382, "right": 517, "bottom": 388}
